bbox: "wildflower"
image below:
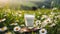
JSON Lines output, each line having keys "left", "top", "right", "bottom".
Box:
{"left": 34, "top": 24, "right": 36, "bottom": 27}
{"left": 20, "top": 24, "right": 25, "bottom": 27}
{"left": 39, "top": 28, "right": 47, "bottom": 34}
{"left": 54, "top": 20, "right": 57, "bottom": 23}
{"left": 5, "top": 32, "right": 12, "bottom": 34}
{"left": 35, "top": 20, "right": 41, "bottom": 26}
{"left": 17, "top": 11, "right": 22, "bottom": 14}
{"left": 16, "top": 11, "right": 22, "bottom": 14}
{"left": 2, "top": 26, "right": 7, "bottom": 31}
{"left": 55, "top": 15, "right": 60, "bottom": 19}
{"left": 57, "top": 15, "right": 60, "bottom": 17}
{"left": 41, "top": 15, "right": 48, "bottom": 19}
{"left": 15, "top": 20, "right": 19, "bottom": 22}
{"left": 14, "top": 26, "right": 21, "bottom": 32}
{"left": 49, "top": 14, "right": 54, "bottom": 19}
{"left": 41, "top": 18, "right": 52, "bottom": 27}
{"left": 19, "top": 14, "right": 22, "bottom": 17}
{"left": 12, "top": 12, "right": 17, "bottom": 16}
{"left": 0, "top": 26, "right": 8, "bottom": 32}
{"left": 50, "top": 23, "right": 56, "bottom": 27}
{"left": 46, "top": 18, "right": 52, "bottom": 23}
{"left": 0, "top": 18, "right": 6, "bottom": 22}
{"left": 10, "top": 23, "right": 18, "bottom": 26}
{"left": 50, "top": 12, "right": 54, "bottom": 15}
{"left": 41, "top": 22, "right": 48, "bottom": 28}
{"left": 16, "top": 11, "right": 22, "bottom": 17}
{"left": 0, "top": 28, "right": 2, "bottom": 32}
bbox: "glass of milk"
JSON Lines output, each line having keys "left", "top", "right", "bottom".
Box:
{"left": 24, "top": 14, "right": 35, "bottom": 29}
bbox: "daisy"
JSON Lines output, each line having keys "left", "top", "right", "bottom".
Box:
{"left": 50, "top": 12, "right": 57, "bottom": 17}
{"left": 55, "top": 15, "right": 60, "bottom": 19}
{"left": 0, "top": 18, "right": 6, "bottom": 22}
{"left": 19, "top": 14, "right": 22, "bottom": 17}
{"left": 5, "top": 32, "right": 12, "bottom": 34}
{"left": 15, "top": 11, "right": 22, "bottom": 16}
{"left": 57, "top": 15, "right": 60, "bottom": 17}
{"left": 15, "top": 20, "right": 19, "bottom": 22}
{"left": 41, "top": 15, "right": 48, "bottom": 19}
{"left": 17, "top": 11, "right": 22, "bottom": 14}
{"left": 41, "top": 18, "right": 52, "bottom": 27}
{"left": 0, "top": 26, "right": 8, "bottom": 32}
{"left": 46, "top": 18, "right": 52, "bottom": 23}
{"left": 14, "top": 26, "right": 21, "bottom": 32}
{"left": 50, "top": 23, "right": 56, "bottom": 27}
{"left": 41, "top": 22, "right": 48, "bottom": 28}
{"left": 0, "top": 28, "right": 2, "bottom": 32}
{"left": 10, "top": 23, "right": 18, "bottom": 26}
{"left": 54, "top": 20, "right": 57, "bottom": 23}
{"left": 39, "top": 28, "right": 47, "bottom": 34}
{"left": 20, "top": 24, "right": 25, "bottom": 27}
{"left": 2, "top": 18, "right": 6, "bottom": 21}
{"left": 35, "top": 20, "right": 41, "bottom": 26}
{"left": 12, "top": 13, "right": 17, "bottom": 16}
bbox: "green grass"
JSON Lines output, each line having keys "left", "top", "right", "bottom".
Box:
{"left": 0, "top": 8, "right": 60, "bottom": 34}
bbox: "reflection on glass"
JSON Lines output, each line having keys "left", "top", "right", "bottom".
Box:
{"left": 24, "top": 14, "right": 35, "bottom": 28}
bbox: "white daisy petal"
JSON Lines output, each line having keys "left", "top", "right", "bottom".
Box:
{"left": 50, "top": 23, "right": 56, "bottom": 27}
{"left": 2, "top": 18, "right": 6, "bottom": 21}
{"left": 0, "top": 18, "right": 6, "bottom": 22}
{"left": 10, "top": 23, "right": 18, "bottom": 25}
{"left": 41, "top": 15, "right": 48, "bottom": 19}
{"left": 0, "top": 26, "right": 8, "bottom": 32}
{"left": 35, "top": 20, "right": 41, "bottom": 26}
{"left": 39, "top": 28, "right": 47, "bottom": 34}
{"left": 0, "top": 28, "right": 2, "bottom": 32}
{"left": 3, "top": 26, "right": 7, "bottom": 31}
{"left": 14, "top": 26, "right": 21, "bottom": 32}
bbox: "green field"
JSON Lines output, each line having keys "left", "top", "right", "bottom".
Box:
{"left": 0, "top": 8, "right": 60, "bottom": 34}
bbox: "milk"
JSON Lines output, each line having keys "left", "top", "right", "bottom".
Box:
{"left": 24, "top": 14, "right": 35, "bottom": 28}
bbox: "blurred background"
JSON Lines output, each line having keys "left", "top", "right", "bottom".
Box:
{"left": 0, "top": 0, "right": 60, "bottom": 10}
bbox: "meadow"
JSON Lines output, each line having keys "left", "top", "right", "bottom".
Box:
{"left": 0, "top": 8, "right": 60, "bottom": 34}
